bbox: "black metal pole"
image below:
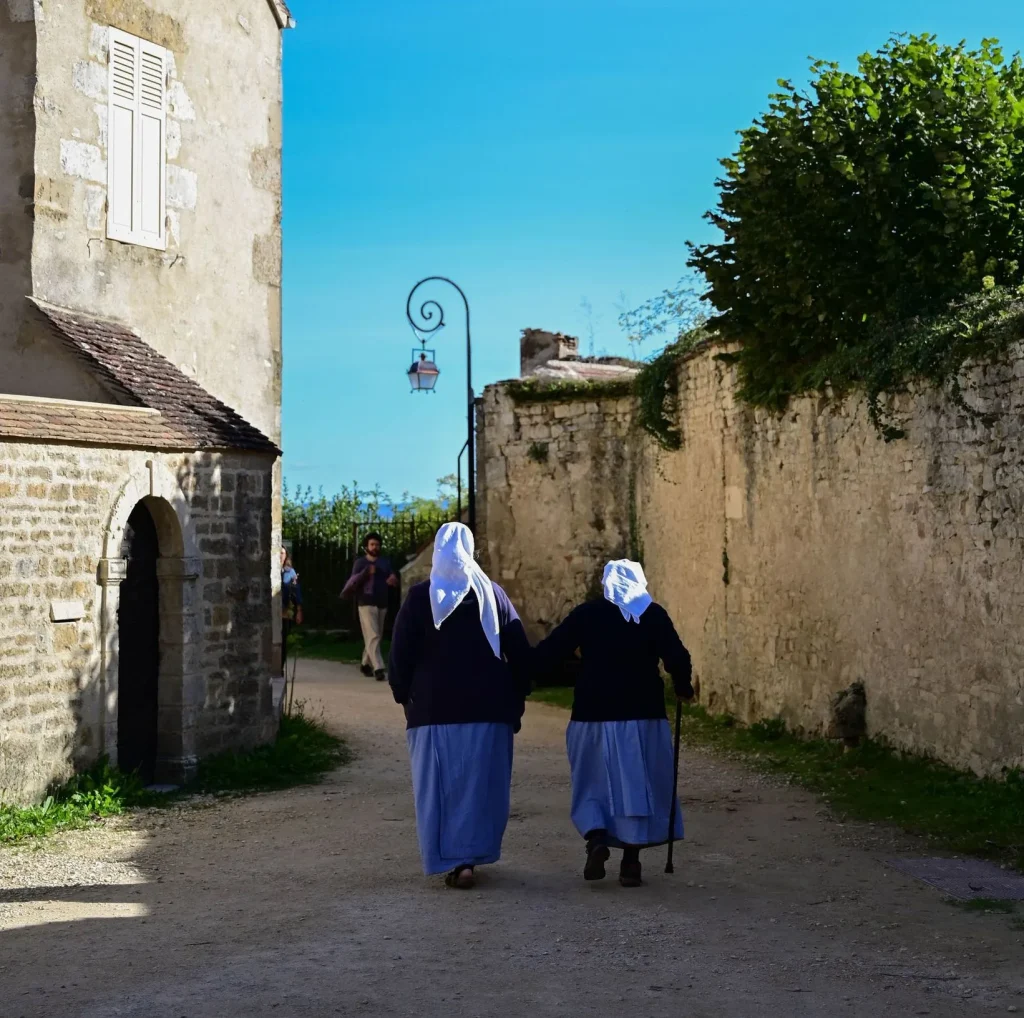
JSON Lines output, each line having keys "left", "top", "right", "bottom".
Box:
{"left": 457, "top": 439, "right": 468, "bottom": 523}
{"left": 406, "top": 277, "right": 476, "bottom": 535}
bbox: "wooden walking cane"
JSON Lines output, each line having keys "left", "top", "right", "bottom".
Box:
{"left": 665, "top": 695, "right": 683, "bottom": 874}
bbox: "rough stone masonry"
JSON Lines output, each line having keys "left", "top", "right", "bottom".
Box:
{"left": 0, "top": 442, "right": 277, "bottom": 802}
{"left": 477, "top": 337, "right": 1024, "bottom": 777}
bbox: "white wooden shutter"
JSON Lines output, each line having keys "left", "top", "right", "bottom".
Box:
{"left": 107, "top": 29, "right": 137, "bottom": 243}
{"left": 106, "top": 28, "right": 167, "bottom": 250}
{"left": 137, "top": 40, "right": 166, "bottom": 247}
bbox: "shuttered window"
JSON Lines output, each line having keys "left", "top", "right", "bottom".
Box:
{"left": 107, "top": 28, "right": 167, "bottom": 250}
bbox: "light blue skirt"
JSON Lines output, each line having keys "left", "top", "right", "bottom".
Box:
{"left": 566, "top": 719, "right": 684, "bottom": 849}
{"left": 406, "top": 722, "right": 514, "bottom": 876}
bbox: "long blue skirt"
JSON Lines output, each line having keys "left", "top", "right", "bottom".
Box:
{"left": 566, "top": 719, "right": 684, "bottom": 849}
{"left": 406, "top": 722, "right": 514, "bottom": 876}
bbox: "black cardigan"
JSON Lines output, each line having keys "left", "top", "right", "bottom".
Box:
{"left": 533, "top": 598, "right": 693, "bottom": 722}
{"left": 387, "top": 581, "right": 531, "bottom": 730}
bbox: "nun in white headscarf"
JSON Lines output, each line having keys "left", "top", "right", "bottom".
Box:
{"left": 387, "top": 522, "right": 531, "bottom": 888}
{"left": 533, "top": 560, "right": 694, "bottom": 887}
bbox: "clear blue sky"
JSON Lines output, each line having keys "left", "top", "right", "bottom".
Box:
{"left": 281, "top": 0, "right": 1022, "bottom": 501}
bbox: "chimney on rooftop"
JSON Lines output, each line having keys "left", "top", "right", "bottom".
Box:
{"left": 519, "top": 329, "right": 580, "bottom": 377}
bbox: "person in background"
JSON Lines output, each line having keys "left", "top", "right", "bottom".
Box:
{"left": 281, "top": 546, "right": 303, "bottom": 677}
{"left": 533, "top": 559, "right": 693, "bottom": 888}
{"left": 341, "top": 532, "right": 398, "bottom": 680}
{"left": 387, "top": 522, "right": 531, "bottom": 888}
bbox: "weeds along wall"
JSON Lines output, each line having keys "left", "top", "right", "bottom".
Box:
{"left": 477, "top": 341, "right": 1024, "bottom": 776}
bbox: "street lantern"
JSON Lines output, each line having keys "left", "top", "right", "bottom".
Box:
{"left": 408, "top": 347, "right": 439, "bottom": 392}
{"left": 405, "top": 277, "right": 476, "bottom": 534}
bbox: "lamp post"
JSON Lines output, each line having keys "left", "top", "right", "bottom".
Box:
{"left": 456, "top": 438, "right": 469, "bottom": 522}
{"left": 406, "top": 277, "right": 476, "bottom": 535}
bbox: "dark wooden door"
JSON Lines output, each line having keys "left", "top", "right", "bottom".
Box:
{"left": 117, "top": 502, "right": 160, "bottom": 783}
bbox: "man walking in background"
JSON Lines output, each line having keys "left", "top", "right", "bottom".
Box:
{"left": 342, "top": 532, "right": 398, "bottom": 680}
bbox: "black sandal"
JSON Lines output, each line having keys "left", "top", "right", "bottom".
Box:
{"left": 444, "top": 865, "right": 475, "bottom": 889}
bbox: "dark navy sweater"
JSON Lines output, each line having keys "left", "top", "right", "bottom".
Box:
{"left": 341, "top": 555, "right": 395, "bottom": 608}
{"left": 387, "top": 581, "right": 531, "bottom": 731}
{"left": 533, "top": 598, "right": 694, "bottom": 722}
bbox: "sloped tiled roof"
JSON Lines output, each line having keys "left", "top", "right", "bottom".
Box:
{"left": 0, "top": 395, "right": 195, "bottom": 450}
{"left": 23, "top": 298, "right": 279, "bottom": 455}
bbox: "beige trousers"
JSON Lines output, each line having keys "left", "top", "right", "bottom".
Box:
{"left": 358, "top": 605, "right": 388, "bottom": 672}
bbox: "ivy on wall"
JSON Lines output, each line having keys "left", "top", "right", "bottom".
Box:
{"left": 505, "top": 378, "right": 634, "bottom": 405}
{"left": 632, "top": 328, "right": 711, "bottom": 450}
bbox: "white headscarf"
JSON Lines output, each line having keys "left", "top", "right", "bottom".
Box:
{"left": 602, "top": 559, "right": 653, "bottom": 624}
{"left": 429, "top": 522, "right": 502, "bottom": 658}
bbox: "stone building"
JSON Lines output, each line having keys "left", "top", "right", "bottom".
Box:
{"left": 478, "top": 329, "right": 1024, "bottom": 777}
{"left": 0, "top": 0, "right": 292, "bottom": 802}
{"left": 518, "top": 328, "right": 639, "bottom": 383}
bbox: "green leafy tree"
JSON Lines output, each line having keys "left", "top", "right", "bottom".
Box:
{"left": 282, "top": 481, "right": 386, "bottom": 541}
{"left": 687, "top": 34, "right": 1024, "bottom": 409}
{"left": 282, "top": 477, "right": 456, "bottom": 542}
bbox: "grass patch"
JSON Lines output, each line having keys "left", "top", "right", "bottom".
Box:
{"left": 290, "top": 629, "right": 389, "bottom": 666}
{"left": 529, "top": 686, "right": 575, "bottom": 710}
{"left": 0, "top": 706, "right": 349, "bottom": 847}
{"left": 950, "top": 898, "right": 1019, "bottom": 914}
{"left": 192, "top": 707, "right": 350, "bottom": 794}
{"left": 0, "top": 761, "right": 151, "bottom": 845}
{"left": 529, "top": 684, "right": 1024, "bottom": 871}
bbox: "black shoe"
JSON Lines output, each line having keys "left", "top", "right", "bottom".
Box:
{"left": 360, "top": 664, "right": 374, "bottom": 677}
{"left": 619, "top": 859, "right": 642, "bottom": 887}
{"left": 374, "top": 669, "right": 386, "bottom": 682}
{"left": 583, "top": 838, "right": 611, "bottom": 881}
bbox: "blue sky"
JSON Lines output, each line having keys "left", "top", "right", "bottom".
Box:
{"left": 281, "top": 0, "right": 1023, "bottom": 501}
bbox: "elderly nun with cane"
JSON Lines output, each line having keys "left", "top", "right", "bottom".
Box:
{"left": 533, "top": 560, "right": 694, "bottom": 887}
{"left": 387, "top": 522, "right": 532, "bottom": 889}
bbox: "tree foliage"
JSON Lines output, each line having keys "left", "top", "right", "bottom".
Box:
{"left": 687, "top": 34, "right": 1024, "bottom": 410}
{"left": 282, "top": 478, "right": 455, "bottom": 542}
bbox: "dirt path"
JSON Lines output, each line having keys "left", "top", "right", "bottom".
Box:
{"left": 1, "top": 660, "right": 1022, "bottom": 1017}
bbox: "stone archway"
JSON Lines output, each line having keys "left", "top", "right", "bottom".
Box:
{"left": 98, "top": 460, "right": 201, "bottom": 784}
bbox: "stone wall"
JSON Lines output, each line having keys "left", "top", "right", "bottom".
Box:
{"left": 0, "top": 439, "right": 277, "bottom": 802}
{"left": 477, "top": 343, "right": 1024, "bottom": 775}
{"left": 477, "top": 388, "right": 635, "bottom": 642}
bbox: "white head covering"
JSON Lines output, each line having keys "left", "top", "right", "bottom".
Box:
{"left": 602, "top": 559, "right": 653, "bottom": 624}
{"left": 429, "top": 522, "right": 502, "bottom": 658}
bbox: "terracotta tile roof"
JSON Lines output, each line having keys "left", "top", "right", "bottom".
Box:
{"left": 267, "top": 0, "right": 294, "bottom": 27}
{"left": 24, "top": 298, "right": 279, "bottom": 455}
{"left": 0, "top": 395, "right": 195, "bottom": 450}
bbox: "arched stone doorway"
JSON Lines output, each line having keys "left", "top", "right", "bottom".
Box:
{"left": 117, "top": 502, "right": 161, "bottom": 782}
{"left": 99, "top": 462, "right": 201, "bottom": 785}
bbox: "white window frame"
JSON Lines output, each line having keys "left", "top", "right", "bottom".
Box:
{"left": 106, "top": 27, "right": 168, "bottom": 251}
